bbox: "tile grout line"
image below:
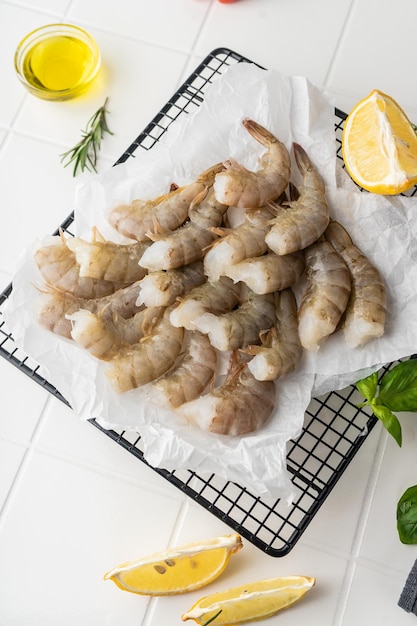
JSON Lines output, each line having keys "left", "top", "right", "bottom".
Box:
{"left": 322, "top": 0, "right": 358, "bottom": 92}
{"left": 331, "top": 426, "right": 388, "bottom": 625}
{"left": 140, "top": 498, "right": 190, "bottom": 626}
{"left": 0, "top": 394, "right": 53, "bottom": 531}
{"left": 188, "top": 0, "right": 216, "bottom": 56}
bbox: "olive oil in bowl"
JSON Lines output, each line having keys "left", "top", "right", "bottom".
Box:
{"left": 15, "top": 24, "right": 101, "bottom": 101}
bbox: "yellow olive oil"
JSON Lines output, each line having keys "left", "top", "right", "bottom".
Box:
{"left": 22, "top": 34, "right": 97, "bottom": 97}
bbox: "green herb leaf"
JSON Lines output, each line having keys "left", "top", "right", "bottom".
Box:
{"left": 378, "top": 359, "right": 417, "bottom": 412}
{"left": 397, "top": 485, "right": 417, "bottom": 544}
{"left": 61, "top": 96, "right": 113, "bottom": 176}
{"left": 356, "top": 371, "right": 379, "bottom": 402}
{"left": 371, "top": 401, "right": 402, "bottom": 446}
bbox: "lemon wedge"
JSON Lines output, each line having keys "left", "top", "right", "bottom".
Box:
{"left": 182, "top": 575, "right": 316, "bottom": 624}
{"left": 342, "top": 89, "right": 417, "bottom": 194}
{"left": 104, "top": 533, "right": 243, "bottom": 595}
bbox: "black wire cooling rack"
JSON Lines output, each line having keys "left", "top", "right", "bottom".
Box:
{"left": 0, "top": 48, "right": 411, "bottom": 557}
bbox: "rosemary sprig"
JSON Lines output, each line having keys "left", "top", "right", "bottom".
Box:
{"left": 61, "top": 96, "right": 113, "bottom": 176}
{"left": 202, "top": 611, "right": 222, "bottom": 625}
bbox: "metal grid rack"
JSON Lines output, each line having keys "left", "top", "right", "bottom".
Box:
{"left": 0, "top": 48, "right": 409, "bottom": 557}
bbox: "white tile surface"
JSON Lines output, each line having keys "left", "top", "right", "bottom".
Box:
{"left": 0, "top": 357, "right": 47, "bottom": 443}
{"left": 0, "top": 438, "right": 26, "bottom": 509}
{"left": 196, "top": 0, "right": 353, "bottom": 86}
{"left": 0, "top": 450, "right": 184, "bottom": 625}
{"left": 326, "top": 0, "right": 417, "bottom": 121}
{"left": 1, "top": 1, "right": 417, "bottom": 625}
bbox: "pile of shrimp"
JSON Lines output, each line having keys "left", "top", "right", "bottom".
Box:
{"left": 33, "top": 118, "right": 386, "bottom": 437}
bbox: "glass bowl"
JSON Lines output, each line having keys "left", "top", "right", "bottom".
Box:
{"left": 14, "top": 23, "right": 101, "bottom": 101}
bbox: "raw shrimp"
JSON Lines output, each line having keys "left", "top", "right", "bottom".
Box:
{"left": 188, "top": 184, "right": 229, "bottom": 229}
{"left": 68, "top": 306, "right": 163, "bottom": 360}
{"left": 139, "top": 221, "right": 217, "bottom": 271}
{"left": 225, "top": 250, "right": 305, "bottom": 294}
{"left": 180, "top": 350, "right": 275, "bottom": 435}
{"left": 108, "top": 163, "right": 224, "bottom": 241}
{"left": 169, "top": 276, "right": 241, "bottom": 330}
{"left": 150, "top": 330, "right": 217, "bottom": 408}
{"left": 137, "top": 261, "right": 205, "bottom": 307}
{"left": 203, "top": 206, "right": 274, "bottom": 281}
{"left": 34, "top": 233, "right": 125, "bottom": 298}
{"left": 36, "top": 280, "right": 144, "bottom": 339}
{"left": 194, "top": 289, "right": 276, "bottom": 351}
{"left": 106, "top": 306, "right": 184, "bottom": 392}
{"left": 35, "top": 288, "right": 86, "bottom": 339}
{"left": 325, "top": 220, "right": 386, "bottom": 347}
{"left": 213, "top": 118, "right": 291, "bottom": 208}
{"left": 66, "top": 228, "right": 150, "bottom": 283}
{"left": 244, "top": 289, "right": 303, "bottom": 381}
{"left": 265, "top": 143, "right": 329, "bottom": 255}
{"left": 298, "top": 237, "right": 352, "bottom": 352}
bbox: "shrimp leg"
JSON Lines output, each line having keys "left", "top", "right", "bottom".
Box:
{"left": 180, "top": 350, "right": 275, "bottom": 436}
{"left": 325, "top": 220, "right": 386, "bottom": 347}
{"left": 298, "top": 238, "right": 352, "bottom": 352}
{"left": 265, "top": 143, "right": 329, "bottom": 255}
{"left": 213, "top": 118, "right": 291, "bottom": 208}
{"left": 244, "top": 289, "right": 302, "bottom": 381}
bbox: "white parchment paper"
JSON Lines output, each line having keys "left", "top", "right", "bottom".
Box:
{"left": 5, "top": 63, "right": 417, "bottom": 500}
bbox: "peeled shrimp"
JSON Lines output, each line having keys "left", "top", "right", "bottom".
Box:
{"left": 298, "top": 238, "right": 352, "bottom": 352}
{"left": 213, "top": 118, "right": 291, "bottom": 208}
{"left": 225, "top": 250, "right": 305, "bottom": 295}
{"left": 106, "top": 306, "right": 184, "bottom": 392}
{"left": 66, "top": 229, "right": 150, "bottom": 283}
{"left": 35, "top": 280, "right": 143, "bottom": 339}
{"left": 265, "top": 143, "right": 329, "bottom": 255}
{"left": 244, "top": 289, "right": 302, "bottom": 381}
{"left": 180, "top": 351, "right": 275, "bottom": 435}
{"left": 137, "top": 261, "right": 206, "bottom": 307}
{"left": 68, "top": 306, "right": 164, "bottom": 360}
{"left": 108, "top": 163, "right": 224, "bottom": 241}
{"left": 34, "top": 234, "right": 124, "bottom": 298}
{"left": 150, "top": 330, "right": 217, "bottom": 408}
{"left": 170, "top": 276, "right": 241, "bottom": 331}
{"left": 203, "top": 206, "right": 274, "bottom": 281}
{"left": 139, "top": 222, "right": 217, "bottom": 271}
{"left": 194, "top": 289, "right": 276, "bottom": 351}
{"left": 325, "top": 220, "right": 386, "bottom": 347}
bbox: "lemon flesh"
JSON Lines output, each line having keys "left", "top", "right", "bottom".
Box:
{"left": 342, "top": 89, "right": 417, "bottom": 194}
{"left": 182, "top": 575, "right": 316, "bottom": 624}
{"left": 104, "top": 533, "right": 243, "bottom": 595}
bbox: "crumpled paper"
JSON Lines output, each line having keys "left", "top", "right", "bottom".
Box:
{"left": 4, "top": 63, "right": 417, "bottom": 501}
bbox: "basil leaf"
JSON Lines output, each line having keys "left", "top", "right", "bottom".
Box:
{"left": 356, "top": 371, "right": 379, "bottom": 402}
{"left": 371, "top": 402, "right": 402, "bottom": 447}
{"left": 397, "top": 485, "right": 417, "bottom": 544}
{"left": 378, "top": 359, "right": 417, "bottom": 412}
